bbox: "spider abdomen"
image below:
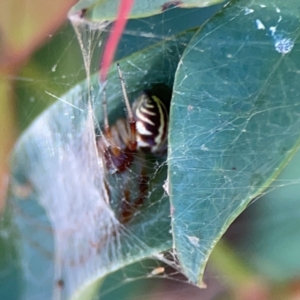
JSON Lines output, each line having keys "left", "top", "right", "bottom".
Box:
{"left": 134, "top": 91, "right": 168, "bottom": 153}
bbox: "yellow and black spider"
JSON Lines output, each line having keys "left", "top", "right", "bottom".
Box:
{"left": 96, "top": 64, "right": 171, "bottom": 223}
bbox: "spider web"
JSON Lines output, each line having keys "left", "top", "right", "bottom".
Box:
{"left": 1, "top": 5, "right": 230, "bottom": 300}
{"left": 3, "top": 1, "right": 300, "bottom": 300}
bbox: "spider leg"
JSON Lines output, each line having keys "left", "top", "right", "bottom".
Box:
{"left": 117, "top": 63, "right": 137, "bottom": 151}
{"left": 119, "top": 162, "right": 149, "bottom": 224}
{"left": 100, "top": 86, "right": 121, "bottom": 157}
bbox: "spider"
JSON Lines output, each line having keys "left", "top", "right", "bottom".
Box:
{"left": 96, "top": 64, "right": 171, "bottom": 223}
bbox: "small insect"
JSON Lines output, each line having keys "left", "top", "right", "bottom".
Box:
{"left": 96, "top": 64, "right": 171, "bottom": 223}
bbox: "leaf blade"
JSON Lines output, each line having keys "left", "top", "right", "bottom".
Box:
{"left": 169, "top": 0, "right": 300, "bottom": 284}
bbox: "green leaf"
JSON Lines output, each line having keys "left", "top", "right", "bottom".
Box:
{"left": 7, "top": 29, "right": 196, "bottom": 299}
{"left": 70, "top": 0, "right": 225, "bottom": 22}
{"left": 169, "top": 0, "right": 300, "bottom": 285}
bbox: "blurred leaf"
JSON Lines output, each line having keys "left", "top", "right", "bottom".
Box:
{"left": 0, "top": 75, "right": 17, "bottom": 209}
{"left": 70, "top": 0, "right": 225, "bottom": 21}
{"left": 169, "top": 0, "right": 300, "bottom": 285}
{"left": 15, "top": 22, "right": 85, "bottom": 131}
{"left": 233, "top": 147, "right": 300, "bottom": 282}
{"left": 0, "top": 0, "right": 76, "bottom": 70}
{"left": 0, "top": 209, "right": 21, "bottom": 300}
{"left": 7, "top": 29, "right": 196, "bottom": 299}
